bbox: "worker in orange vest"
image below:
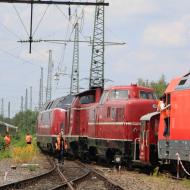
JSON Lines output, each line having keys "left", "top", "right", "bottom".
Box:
{"left": 25, "top": 133, "right": 32, "bottom": 144}
{"left": 55, "top": 132, "right": 67, "bottom": 163}
{"left": 4, "top": 133, "right": 11, "bottom": 148}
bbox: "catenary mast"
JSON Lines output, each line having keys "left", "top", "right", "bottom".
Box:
{"left": 89, "top": 0, "right": 105, "bottom": 89}
{"left": 46, "top": 50, "right": 53, "bottom": 102}
{"left": 70, "top": 22, "right": 79, "bottom": 95}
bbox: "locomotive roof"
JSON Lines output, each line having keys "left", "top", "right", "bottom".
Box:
{"left": 42, "top": 94, "right": 74, "bottom": 110}
{"left": 76, "top": 87, "right": 103, "bottom": 96}
{"left": 165, "top": 77, "right": 181, "bottom": 93}
{"left": 104, "top": 85, "right": 153, "bottom": 91}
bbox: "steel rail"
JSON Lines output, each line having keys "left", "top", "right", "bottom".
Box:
{"left": 75, "top": 160, "right": 125, "bottom": 190}
{"left": 50, "top": 162, "right": 91, "bottom": 190}
{"left": 0, "top": 157, "right": 57, "bottom": 190}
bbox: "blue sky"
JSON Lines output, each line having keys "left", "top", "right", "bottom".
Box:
{"left": 0, "top": 0, "right": 190, "bottom": 116}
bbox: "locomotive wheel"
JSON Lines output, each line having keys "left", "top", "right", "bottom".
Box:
{"left": 126, "top": 160, "right": 133, "bottom": 171}
{"left": 89, "top": 147, "right": 97, "bottom": 161}
{"left": 106, "top": 149, "right": 115, "bottom": 165}
{"left": 80, "top": 152, "right": 90, "bottom": 163}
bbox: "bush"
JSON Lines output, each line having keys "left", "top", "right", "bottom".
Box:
{"left": 0, "top": 136, "right": 5, "bottom": 151}
{"left": 0, "top": 149, "right": 12, "bottom": 159}
{"left": 12, "top": 144, "right": 38, "bottom": 163}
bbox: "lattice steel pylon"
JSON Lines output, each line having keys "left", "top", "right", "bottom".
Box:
{"left": 25, "top": 88, "right": 28, "bottom": 111}
{"left": 8, "top": 101, "right": 10, "bottom": 119}
{"left": 1, "top": 98, "right": 4, "bottom": 117}
{"left": 21, "top": 96, "right": 24, "bottom": 112}
{"left": 38, "top": 67, "right": 44, "bottom": 110}
{"left": 70, "top": 22, "right": 79, "bottom": 95}
{"left": 30, "top": 86, "right": 32, "bottom": 110}
{"left": 89, "top": 0, "right": 105, "bottom": 89}
{"left": 46, "top": 50, "right": 53, "bottom": 102}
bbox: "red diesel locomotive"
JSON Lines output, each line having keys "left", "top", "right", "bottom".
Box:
{"left": 158, "top": 73, "right": 190, "bottom": 174}
{"left": 138, "top": 73, "right": 190, "bottom": 176}
{"left": 37, "top": 84, "right": 157, "bottom": 165}
{"left": 138, "top": 77, "right": 182, "bottom": 167}
{"left": 37, "top": 95, "right": 74, "bottom": 152}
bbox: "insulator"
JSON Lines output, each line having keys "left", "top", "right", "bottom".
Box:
{"left": 68, "top": 6, "right": 71, "bottom": 20}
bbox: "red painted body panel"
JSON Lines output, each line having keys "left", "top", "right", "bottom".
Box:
{"left": 159, "top": 89, "right": 190, "bottom": 141}
{"left": 66, "top": 88, "right": 102, "bottom": 136}
{"left": 37, "top": 108, "right": 66, "bottom": 136}
{"left": 158, "top": 77, "right": 184, "bottom": 141}
{"left": 88, "top": 85, "right": 157, "bottom": 141}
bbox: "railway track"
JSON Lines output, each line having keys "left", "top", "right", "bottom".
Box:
{"left": 0, "top": 157, "right": 63, "bottom": 190}
{"left": 0, "top": 158, "right": 125, "bottom": 190}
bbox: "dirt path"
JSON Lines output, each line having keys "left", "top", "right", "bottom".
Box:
{"left": 93, "top": 166, "right": 190, "bottom": 190}
{"left": 0, "top": 154, "right": 51, "bottom": 185}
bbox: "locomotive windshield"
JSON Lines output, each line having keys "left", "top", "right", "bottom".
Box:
{"left": 99, "top": 91, "right": 109, "bottom": 104}
{"left": 139, "top": 91, "right": 157, "bottom": 100}
{"left": 176, "top": 76, "right": 190, "bottom": 90}
{"left": 47, "top": 95, "right": 74, "bottom": 109}
{"left": 109, "top": 90, "right": 129, "bottom": 100}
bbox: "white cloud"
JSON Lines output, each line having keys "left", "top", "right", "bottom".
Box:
{"left": 19, "top": 48, "right": 49, "bottom": 64}
{"left": 127, "top": 50, "right": 157, "bottom": 63}
{"left": 108, "top": 0, "right": 158, "bottom": 16}
{"left": 143, "top": 19, "right": 189, "bottom": 48}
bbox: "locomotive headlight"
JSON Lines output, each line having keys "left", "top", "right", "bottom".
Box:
{"left": 152, "top": 104, "right": 157, "bottom": 109}
{"left": 114, "top": 155, "right": 121, "bottom": 163}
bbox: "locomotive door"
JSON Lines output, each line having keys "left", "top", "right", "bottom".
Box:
{"left": 140, "top": 112, "right": 160, "bottom": 164}
{"left": 139, "top": 120, "right": 149, "bottom": 163}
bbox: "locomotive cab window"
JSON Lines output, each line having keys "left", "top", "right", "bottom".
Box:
{"left": 99, "top": 91, "right": 109, "bottom": 104}
{"left": 178, "top": 79, "right": 187, "bottom": 86}
{"left": 140, "top": 91, "right": 156, "bottom": 99}
{"left": 79, "top": 95, "right": 95, "bottom": 104}
{"left": 176, "top": 77, "right": 190, "bottom": 90}
{"left": 140, "top": 121, "right": 146, "bottom": 138}
{"left": 166, "top": 94, "right": 171, "bottom": 105}
{"left": 109, "top": 90, "right": 129, "bottom": 100}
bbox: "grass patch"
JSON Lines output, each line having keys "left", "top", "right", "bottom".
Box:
{"left": 0, "top": 133, "right": 39, "bottom": 162}
{"left": 27, "top": 165, "right": 37, "bottom": 171}
{"left": 181, "top": 178, "right": 190, "bottom": 188}
{"left": 12, "top": 144, "right": 38, "bottom": 163}
{"left": 0, "top": 149, "right": 12, "bottom": 160}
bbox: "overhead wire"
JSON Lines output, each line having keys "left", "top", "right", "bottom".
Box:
{"left": 0, "top": 46, "right": 41, "bottom": 68}
{"left": 53, "top": 3, "right": 80, "bottom": 90}
{"left": 33, "top": 5, "right": 50, "bottom": 36}
{"left": 12, "top": 4, "right": 29, "bottom": 37}
{"left": 0, "top": 20, "right": 22, "bottom": 40}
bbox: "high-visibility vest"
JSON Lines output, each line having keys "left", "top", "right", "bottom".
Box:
{"left": 25, "top": 135, "right": 32, "bottom": 143}
{"left": 4, "top": 135, "right": 11, "bottom": 145}
{"left": 55, "top": 136, "right": 67, "bottom": 150}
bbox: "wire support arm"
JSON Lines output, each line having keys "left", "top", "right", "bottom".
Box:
{"left": 18, "top": 39, "right": 126, "bottom": 46}
{"left": 0, "top": 0, "right": 109, "bottom": 6}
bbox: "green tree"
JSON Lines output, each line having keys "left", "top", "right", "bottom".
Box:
{"left": 11, "top": 110, "right": 38, "bottom": 134}
{"left": 137, "top": 74, "right": 168, "bottom": 98}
